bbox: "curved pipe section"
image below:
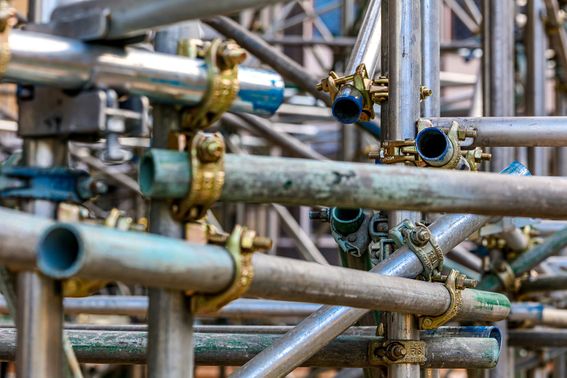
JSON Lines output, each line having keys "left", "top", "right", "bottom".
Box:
{"left": 331, "top": 85, "right": 364, "bottom": 124}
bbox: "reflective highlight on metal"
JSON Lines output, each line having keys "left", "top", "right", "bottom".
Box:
{"left": 5, "top": 30, "right": 284, "bottom": 115}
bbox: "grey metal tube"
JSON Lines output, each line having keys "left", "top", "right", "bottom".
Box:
{"left": 50, "top": 0, "right": 285, "bottom": 40}
{"left": 519, "top": 275, "right": 567, "bottom": 294}
{"left": 345, "top": 0, "right": 381, "bottom": 75}
{"left": 482, "top": 0, "right": 515, "bottom": 172}
{"left": 509, "top": 303, "right": 567, "bottom": 328}
{"left": 421, "top": 0, "right": 441, "bottom": 117}
{"left": 5, "top": 30, "right": 284, "bottom": 115}
{"left": 141, "top": 152, "right": 567, "bottom": 219}
{"left": 509, "top": 329, "right": 567, "bottom": 347}
{"left": 230, "top": 161, "right": 527, "bottom": 378}
{"left": 428, "top": 117, "right": 567, "bottom": 147}
{"left": 34, "top": 220, "right": 509, "bottom": 318}
{"left": 0, "top": 327, "right": 500, "bottom": 369}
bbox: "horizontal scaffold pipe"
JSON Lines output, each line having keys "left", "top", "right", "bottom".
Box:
{"left": 509, "top": 328, "right": 567, "bottom": 348}
{"left": 0, "top": 327, "right": 501, "bottom": 369}
{"left": 50, "top": 0, "right": 286, "bottom": 41}
{"left": 0, "top": 208, "right": 506, "bottom": 321}
{"left": 509, "top": 303, "right": 567, "bottom": 328}
{"left": 140, "top": 151, "right": 567, "bottom": 219}
{"left": 428, "top": 117, "right": 567, "bottom": 147}
{"left": 519, "top": 275, "right": 567, "bottom": 294}
{"left": 3, "top": 30, "right": 284, "bottom": 115}
{"left": 0, "top": 296, "right": 321, "bottom": 319}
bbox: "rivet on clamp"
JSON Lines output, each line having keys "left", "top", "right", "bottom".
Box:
{"left": 191, "top": 225, "right": 272, "bottom": 313}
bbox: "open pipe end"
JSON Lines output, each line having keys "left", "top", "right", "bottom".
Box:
{"left": 331, "top": 85, "right": 363, "bottom": 124}
{"left": 331, "top": 208, "right": 365, "bottom": 235}
{"left": 139, "top": 152, "right": 156, "bottom": 197}
{"left": 415, "top": 127, "right": 453, "bottom": 166}
{"left": 38, "top": 224, "right": 84, "bottom": 279}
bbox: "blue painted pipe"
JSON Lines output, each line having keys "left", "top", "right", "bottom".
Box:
{"left": 331, "top": 85, "right": 364, "bottom": 124}
{"left": 415, "top": 127, "right": 455, "bottom": 167}
{"left": 421, "top": 326, "right": 502, "bottom": 351}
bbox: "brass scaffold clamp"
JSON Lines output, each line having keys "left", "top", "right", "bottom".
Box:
{"left": 419, "top": 269, "right": 477, "bottom": 330}
{"left": 389, "top": 220, "right": 444, "bottom": 281}
{"left": 0, "top": 1, "right": 16, "bottom": 76}
{"left": 191, "top": 225, "right": 272, "bottom": 314}
{"left": 170, "top": 131, "right": 226, "bottom": 222}
{"left": 180, "top": 39, "right": 246, "bottom": 130}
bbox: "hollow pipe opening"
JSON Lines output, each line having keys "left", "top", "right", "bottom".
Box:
{"left": 331, "top": 208, "right": 365, "bottom": 235}
{"left": 138, "top": 152, "right": 155, "bottom": 197}
{"left": 331, "top": 85, "right": 363, "bottom": 124}
{"left": 38, "top": 224, "right": 84, "bottom": 279}
{"left": 415, "top": 127, "right": 453, "bottom": 166}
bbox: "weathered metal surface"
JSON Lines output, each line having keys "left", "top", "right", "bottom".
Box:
{"left": 0, "top": 328, "right": 500, "bottom": 368}
{"left": 509, "top": 329, "right": 567, "bottom": 348}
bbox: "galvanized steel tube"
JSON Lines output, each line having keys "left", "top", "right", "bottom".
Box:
{"left": 141, "top": 150, "right": 567, "bottom": 219}
{"left": 509, "top": 303, "right": 567, "bottom": 328}
{"left": 519, "top": 275, "right": 567, "bottom": 294}
{"left": 509, "top": 329, "right": 567, "bottom": 347}
{"left": 0, "top": 327, "right": 500, "bottom": 368}
{"left": 345, "top": 0, "right": 382, "bottom": 75}
{"left": 428, "top": 117, "right": 567, "bottom": 147}
{"left": 35, "top": 221, "right": 510, "bottom": 318}
{"left": 5, "top": 30, "right": 284, "bottom": 115}
{"left": 50, "top": 0, "right": 286, "bottom": 40}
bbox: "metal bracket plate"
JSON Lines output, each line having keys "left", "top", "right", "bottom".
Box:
{"left": 369, "top": 340, "right": 427, "bottom": 365}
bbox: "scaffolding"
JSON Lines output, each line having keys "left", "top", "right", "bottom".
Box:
{"left": 0, "top": 0, "right": 566, "bottom": 377}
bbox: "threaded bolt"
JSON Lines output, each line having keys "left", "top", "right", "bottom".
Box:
{"left": 198, "top": 138, "right": 224, "bottom": 162}
{"left": 411, "top": 227, "right": 431, "bottom": 246}
{"left": 252, "top": 236, "right": 273, "bottom": 251}
{"left": 387, "top": 343, "right": 407, "bottom": 361}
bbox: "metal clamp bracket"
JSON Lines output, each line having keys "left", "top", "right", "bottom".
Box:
{"left": 181, "top": 39, "right": 245, "bottom": 130}
{"left": 419, "top": 270, "right": 465, "bottom": 330}
{"left": 389, "top": 220, "right": 444, "bottom": 281}
{"left": 369, "top": 340, "right": 427, "bottom": 365}
{"left": 191, "top": 225, "right": 271, "bottom": 313}
{"left": 491, "top": 260, "right": 518, "bottom": 293}
{"left": 171, "top": 131, "right": 225, "bottom": 222}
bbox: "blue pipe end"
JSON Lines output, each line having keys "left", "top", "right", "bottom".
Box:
{"left": 37, "top": 224, "right": 85, "bottom": 279}
{"left": 415, "top": 127, "right": 453, "bottom": 166}
{"left": 500, "top": 161, "right": 531, "bottom": 176}
{"left": 332, "top": 85, "right": 364, "bottom": 124}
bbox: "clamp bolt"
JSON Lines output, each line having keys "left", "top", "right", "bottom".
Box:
{"left": 411, "top": 227, "right": 431, "bottom": 246}
{"left": 198, "top": 138, "right": 224, "bottom": 163}
{"left": 386, "top": 342, "right": 407, "bottom": 361}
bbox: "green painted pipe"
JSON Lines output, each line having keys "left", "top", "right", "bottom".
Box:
{"left": 139, "top": 152, "right": 567, "bottom": 219}
{"left": 0, "top": 327, "right": 500, "bottom": 368}
{"left": 477, "top": 227, "right": 567, "bottom": 291}
{"left": 331, "top": 208, "right": 365, "bottom": 235}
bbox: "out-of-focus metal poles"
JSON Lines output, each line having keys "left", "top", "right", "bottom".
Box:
{"left": 49, "top": 0, "right": 287, "bottom": 40}
{"left": 509, "top": 303, "right": 567, "bottom": 328}
{"left": 526, "top": 0, "right": 549, "bottom": 175}
{"left": 482, "top": 0, "right": 515, "bottom": 172}
{"left": 477, "top": 227, "right": 567, "bottom": 291}
{"left": 428, "top": 117, "right": 567, "bottom": 147}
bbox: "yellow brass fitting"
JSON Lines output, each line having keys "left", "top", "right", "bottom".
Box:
{"left": 197, "top": 137, "right": 225, "bottom": 163}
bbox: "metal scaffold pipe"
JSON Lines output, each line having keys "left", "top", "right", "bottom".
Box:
{"left": 509, "top": 303, "right": 567, "bottom": 328}
{"left": 509, "top": 329, "right": 567, "bottom": 347}
{"left": 3, "top": 30, "right": 284, "bottom": 115}
{"left": 32, "top": 218, "right": 510, "bottom": 319}
{"left": 0, "top": 327, "right": 501, "bottom": 368}
{"left": 229, "top": 161, "right": 527, "bottom": 378}
{"left": 49, "top": 0, "right": 287, "bottom": 40}
{"left": 519, "top": 275, "right": 567, "bottom": 294}
{"left": 141, "top": 151, "right": 567, "bottom": 219}
{"left": 345, "top": 0, "right": 382, "bottom": 75}
{"left": 428, "top": 117, "right": 567, "bottom": 147}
